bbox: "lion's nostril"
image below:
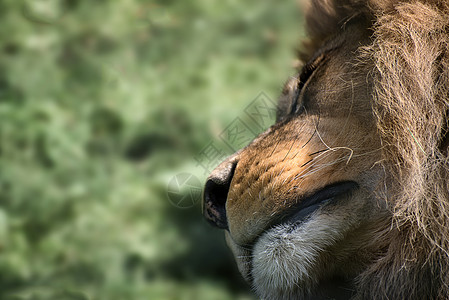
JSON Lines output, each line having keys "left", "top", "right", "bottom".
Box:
{"left": 203, "top": 155, "right": 238, "bottom": 230}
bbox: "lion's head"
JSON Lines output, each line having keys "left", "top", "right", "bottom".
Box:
{"left": 203, "top": 1, "right": 449, "bottom": 299}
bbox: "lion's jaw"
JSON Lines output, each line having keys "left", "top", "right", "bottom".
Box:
{"left": 226, "top": 177, "right": 386, "bottom": 300}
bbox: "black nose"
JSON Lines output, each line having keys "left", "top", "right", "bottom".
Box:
{"left": 203, "top": 155, "right": 238, "bottom": 229}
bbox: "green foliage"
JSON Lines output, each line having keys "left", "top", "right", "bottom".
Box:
{"left": 0, "top": 0, "right": 301, "bottom": 299}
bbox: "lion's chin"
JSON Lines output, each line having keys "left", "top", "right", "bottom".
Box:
{"left": 251, "top": 212, "right": 353, "bottom": 299}
{"left": 226, "top": 188, "right": 379, "bottom": 300}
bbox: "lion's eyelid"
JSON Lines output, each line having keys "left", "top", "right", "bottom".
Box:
{"left": 292, "top": 53, "right": 329, "bottom": 115}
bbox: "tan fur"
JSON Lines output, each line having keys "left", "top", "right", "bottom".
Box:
{"left": 207, "top": 1, "right": 449, "bottom": 299}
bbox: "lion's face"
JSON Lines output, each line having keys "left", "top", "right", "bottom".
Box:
{"left": 203, "top": 1, "right": 449, "bottom": 299}
{"left": 204, "top": 24, "right": 388, "bottom": 299}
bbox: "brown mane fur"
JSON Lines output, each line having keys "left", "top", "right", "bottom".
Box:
{"left": 305, "top": 1, "right": 449, "bottom": 298}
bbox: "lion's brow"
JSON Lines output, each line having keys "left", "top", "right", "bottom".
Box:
{"left": 303, "top": 34, "right": 345, "bottom": 67}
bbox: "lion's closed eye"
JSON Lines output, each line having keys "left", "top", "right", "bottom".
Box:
{"left": 277, "top": 51, "right": 332, "bottom": 122}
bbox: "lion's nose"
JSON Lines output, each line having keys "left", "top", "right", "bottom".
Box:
{"left": 203, "top": 154, "right": 239, "bottom": 230}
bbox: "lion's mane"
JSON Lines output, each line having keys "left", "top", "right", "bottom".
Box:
{"left": 306, "top": 1, "right": 449, "bottom": 298}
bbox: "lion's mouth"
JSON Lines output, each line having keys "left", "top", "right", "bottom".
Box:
{"left": 236, "top": 181, "right": 360, "bottom": 285}
{"left": 269, "top": 181, "right": 359, "bottom": 229}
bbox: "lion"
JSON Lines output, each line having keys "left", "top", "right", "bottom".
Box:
{"left": 202, "top": 0, "right": 449, "bottom": 299}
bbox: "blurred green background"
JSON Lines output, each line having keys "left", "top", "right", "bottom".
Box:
{"left": 0, "top": 1, "right": 303, "bottom": 299}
